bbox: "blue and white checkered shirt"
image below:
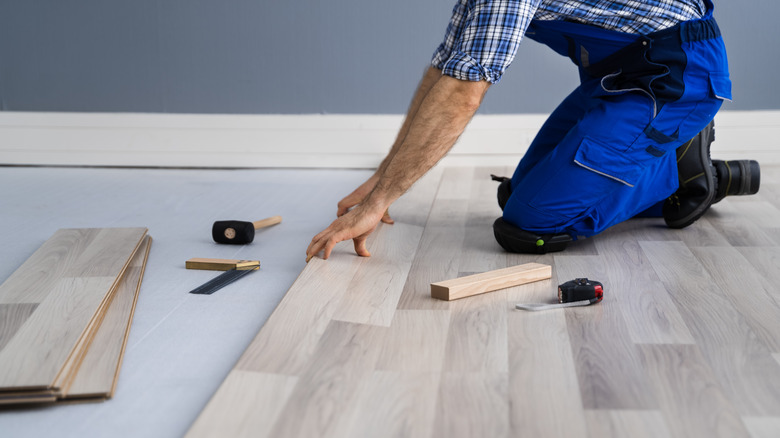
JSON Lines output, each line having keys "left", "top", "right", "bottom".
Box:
{"left": 432, "top": 0, "right": 707, "bottom": 83}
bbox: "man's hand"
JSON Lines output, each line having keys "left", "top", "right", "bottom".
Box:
{"left": 306, "top": 203, "right": 386, "bottom": 261}
{"left": 307, "top": 67, "right": 488, "bottom": 262}
{"left": 337, "top": 175, "right": 394, "bottom": 224}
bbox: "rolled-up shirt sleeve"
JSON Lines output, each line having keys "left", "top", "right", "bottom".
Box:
{"left": 432, "top": 0, "right": 542, "bottom": 83}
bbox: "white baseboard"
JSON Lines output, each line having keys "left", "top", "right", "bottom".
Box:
{"left": 0, "top": 111, "right": 777, "bottom": 168}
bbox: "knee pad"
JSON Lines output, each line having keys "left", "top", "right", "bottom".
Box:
{"left": 490, "top": 174, "right": 512, "bottom": 211}
{"left": 493, "top": 217, "right": 572, "bottom": 254}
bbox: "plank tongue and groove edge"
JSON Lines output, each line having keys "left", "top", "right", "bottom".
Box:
{"left": 0, "top": 227, "right": 148, "bottom": 392}
{"left": 63, "top": 235, "right": 152, "bottom": 399}
{"left": 430, "top": 262, "right": 552, "bottom": 301}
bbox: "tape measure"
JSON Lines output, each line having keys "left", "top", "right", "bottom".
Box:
{"left": 516, "top": 278, "right": 603, "bottom": 311}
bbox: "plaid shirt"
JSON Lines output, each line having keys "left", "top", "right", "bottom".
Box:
{"left": 432, "top": 0, "right": 707, "bottom": 83}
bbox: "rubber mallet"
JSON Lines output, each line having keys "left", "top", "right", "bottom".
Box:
{"left": 212, "top": 215, "right": 282, "bottom": 244}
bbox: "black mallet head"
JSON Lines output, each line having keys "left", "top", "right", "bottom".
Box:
{"left": 212, "top": 220, "right": 256, "bottom": 244}
{"left": 211, "top": 216, "right": 282, "bottom": 245}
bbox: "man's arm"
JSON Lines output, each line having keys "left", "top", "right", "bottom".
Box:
{"left": 306, "top": 72, "right": 490, "bottom": 260}
{"left": 336, "top": 66, "right": 444, "bottom": 221}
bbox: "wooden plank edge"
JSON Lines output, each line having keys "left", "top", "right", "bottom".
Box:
{"left": 108, "top": 235, "right": 152, "bottom": 398}
{"left": 61, "top": 235, "right": 152, "bottom": 399}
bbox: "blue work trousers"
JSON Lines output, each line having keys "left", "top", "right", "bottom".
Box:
{"left": 504, "top": 3, "right": 731, "bottom": 238}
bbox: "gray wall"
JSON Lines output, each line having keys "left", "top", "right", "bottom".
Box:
{"left": 0, "top": 1, "right": 776, "bottom": 114}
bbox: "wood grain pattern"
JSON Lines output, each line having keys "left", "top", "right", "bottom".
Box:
{"left": 336, "top": 371, "right": 440, "bottom": 438}
{"left": 585, "top": 410, "right": 672, "bottom": 438}
{"left": 0, "top": 304, "right": 38, "bottom": 351}
{"left": 267, "top": 321, "right": 387, "bottom": 438}
{"left": 396, "top": 195, "right": 468, "bottom": 309}
{"left": 594, "top": 231, "right": 695, "bottom": 344}
{"left": 443, "top": 291, "right": 508, "bottom": 373}
{"left": 507, "top": 272, "right": 589, "bottom": 437}
{"left": 638, "top": 344, "right": 749, "bottom": 437}
{"left": 641, "top": 241, "right": 780, "bottom": 415}
{"left": 743, "top": 417, "right": 780, "bottom": 438}
{"left": 233, "top": 247, "right": 367, "bottom": 375}
{"left": 333, "top": 222, "right": 423, "bottom": 326}
{"left": 556, "top": 255, "right": 658, "bottom": 410}
{"left": 186, "top": 371, "right": 299, "bottom": 438}
{"left": 0, "top": 228, "right": 100, "bottom": 304}
{"left": 692, "top": 245, "right": 780, "bottom": 352}
{"left": 375, "top": 310, "right": 450, "bottom": 372}
{"left": 186, "top": 165, "right": 780, "bottom": 438}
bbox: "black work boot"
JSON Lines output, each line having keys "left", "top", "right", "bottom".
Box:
{"left": 711, "top": 159, "right": 761, "bottom": 204}
{"left": 663, "top": 120, "right": 716, "bottom": 229}
{"left": 490, "top": 174, "right": 512, "bottom": 211}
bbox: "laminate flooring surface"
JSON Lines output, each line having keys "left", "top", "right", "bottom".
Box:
{"left": 188, "top": 165, "right": 780, "bottom": 438}
{"left": 3, "top": 165, "right": 780, "bottom": 438}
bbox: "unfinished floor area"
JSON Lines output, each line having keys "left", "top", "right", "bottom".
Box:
{"left": 2, "top": 164, "right": 780, "bottom": 437}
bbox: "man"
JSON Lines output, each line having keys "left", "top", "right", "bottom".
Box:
{"left": 306, "top": 0, "right": 756, "bottom": 261}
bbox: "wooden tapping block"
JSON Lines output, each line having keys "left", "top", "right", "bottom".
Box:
{"left": 431, "top": 262, "right": 552, "bottom": 301}
{"left": 185, "top": 258, "right": 260, "bottom": 271}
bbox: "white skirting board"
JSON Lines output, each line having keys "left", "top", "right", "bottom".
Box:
{"left": 0, "top": 110, "right": 777, "bottom": 168}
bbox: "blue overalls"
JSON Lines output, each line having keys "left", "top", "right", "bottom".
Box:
{"left": 503, "top": 0, "right": 732, "bottom": 238}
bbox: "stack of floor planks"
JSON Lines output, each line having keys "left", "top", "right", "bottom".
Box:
{"left": 0, "top": 227, "right": 151, "bottom": 405}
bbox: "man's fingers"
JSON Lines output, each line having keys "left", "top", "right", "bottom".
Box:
{"left": 323, "top": 237, "right": 340, "bottom": 260}
{"left": 353, "top": 236, "right": 371, "bottom": 258}
{"left": 381, "top": 209, "right": 394, "bottom": 224}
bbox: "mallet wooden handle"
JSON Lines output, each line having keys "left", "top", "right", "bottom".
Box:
{"left": 252, "top": 216, "right": 282, "bottom": 230}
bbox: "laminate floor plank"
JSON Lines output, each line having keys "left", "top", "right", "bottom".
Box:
{"left": 456, "top": 167, "right": 506, "bottom": 275}
{"left": 432, "top": 166, "right": 474, "bottom": 201}
{"left": 432, "top": 373, "right": 509, "bottom": 438}
{"left": 594, "top": 232, "right": 695, "bottom": 344}
{"left": 641, "top": 241, "right": 780, "bottom": 415}
{"left": 332, "top": 222, "right": 424, "bottom": 327}
{"left": 267, "top": 320, "right": 388, "bottom": 438}
{"left": 65, "top": 235, "right": 152, "bottom": 398}
{"left": 0, "top": 228, "right": 101, "bottom": 305}
{"left": 375, "top": 310, "right": 450, "bottom": 372}
{"left": 638, "top": 344, "right": 749, "bottom": 438}
{"left": 508, "top": 275, "right": 589, "bottom": 438}
{"left": 585, "top": 410, "right": 672, "bottom": 438}
{"left": 395, "top": 167, "right": 468, "bottom": 310}
{"left": 692, "top": 245, "right": 780, "bottom": 352}
{"left": 743, "top": 417, "right": 780, "bottom": 438}
{"left": 396, "top": 198, "right": 469, "bottom": 310}
{"left": 555, "top": 255, "right": 658, "bottom": 410}
{"left": 396, "top": 226, "right": 463, "bottom": 311}
{"left": 232, "top": 243, "right": 366, "bottom": 375}
{"left": 706, "top": 202, "right": 779, "bottom": 247}
{"left": 186, "top": 370, "right": 299, "bottom": 438}
{"left": 0, "top": 276, "right": 117, "bottom": 390}
{"left": 736, "top": 247, "right": 780, "bottom": 304}
{"left": 0, "top": 303, "right": 38, "bottom": 351}
{"left": 442, "top": 290, "right": 508, "bottom": 373}
{"left": 337, "top": 371, "right": 440, "bottom": 438}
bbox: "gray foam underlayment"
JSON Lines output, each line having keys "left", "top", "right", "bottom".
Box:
{"left": 0, "top": 166, "right": 373, "bottom": 438}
